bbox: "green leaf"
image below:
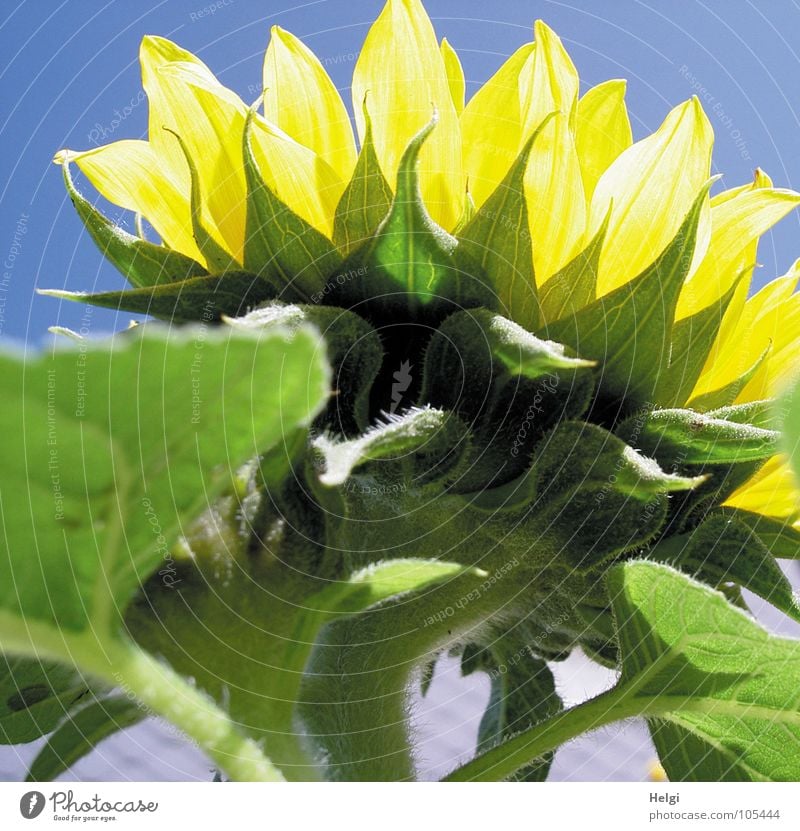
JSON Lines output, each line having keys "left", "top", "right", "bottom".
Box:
{"left": 242, "top": 107, "right": 342, "bottom": 302}
{"left": 27, "top": 695, "right": 145, "bottom": 782}
{"left": 332, "top": 114, "right": 494, "bottom": 323}
{"left": 39, "top": 271, "right": 277, "bottom": 322}
{"left": 446, "top": 562, "right": 800, "bottom": 781}
{"left": 1, "top": 657, "right": 90, "bottom": 744}
{"left": 60, "top": 158, "right": 207, "bottom": 289}
{"left": 613, "top": 562, "right": 800, "bottom": 781}
{"left": 647, "top": 512, "right": 800, "bottom": 622}
{"left": 457, "top": 114, "right": 556, "bottom": 331}
{"left": 164, "top": 128, "right": 239, "bottom": 274}
{"left": 687, "top": 344, "right": 770, "bottom": 411}
{"left": 723, "top": 509, "right": 800, "bottom": 560}
{"left": 538, "top": 209, "right": 608, "bottom": 323}
{"left": 547, "top": 181, "right": 713, "bottom": 407}
{"left": 332, "top": 100, "right": 393, "bottom": 255}
{"left": 655, "top": 273, "right": 744, "bottom": 408}
{"left": 0, "top": 324, "right": 329, "bottom": 641}
{"left": 616, "top": 407, "right": 778, "bottom": 466}
{"left": 228, "top": 303, "right": 383, "bottom": 434}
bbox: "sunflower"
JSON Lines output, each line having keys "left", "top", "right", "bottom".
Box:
{"left": 45, "top": 0, "right": 800, "bottom": 781}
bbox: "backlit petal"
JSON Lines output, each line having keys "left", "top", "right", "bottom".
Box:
{"left": 590, "top": 97, "right": 713, "bottom": 295}
{"left": 263, "top": 26, "right": 357, "bottom": 182}
{"left": 522, "top": 21, "right": 585, "bottom": 282}
{"left": 460, "top": 42, "right": 534, "bottom": 208}
{"left": 724, "top": 455, "right": 800, "bottom": 520}
{"left": 575, "top": 79, "right": 632, "bottom": 200}
{"left": 441, "top": 37, "right": 465, "bottom": 115}
{"left": 352, "top": 0, "right": 462, "bottom": 228}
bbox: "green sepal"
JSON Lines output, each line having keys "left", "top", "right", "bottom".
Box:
{"left": 687, "top": 344, "right": 770, "bottom": 411}
{"left": 531, "top": 421, "right": 704, "bottom": 568}
{"left": 457, "top": 113, "right": 556, "bottom": 331}
{"left": 539, "top": 207, "right": 609, "bottom": 323}
{"left": 721, "top": 508, "right": 800, "bottom": 560}
{"left": 242, "top": 106, "right": 342, "bottom": 302}
{"left": 311, "top": 407, "right": 466, "bottom": 488}
{"left": 38, "top": 271, "right": 277, "bottom": 323}
{"left": 420, "top": 308, "right": 595, "bottom": 490}
{"left": 0, "top": 656, "right": 91, "bottom": 744}
{"left": 164, "top": 128, "right": 239, "bottom": 274}
{"left": 26, "top": 695, "right": 145, "bottom": 782}
{"left": 547, "top": 181, "right": 714, "bottom": 407}
{"left": 655, "top": 272, "right": 745, "bottom": 408}
{"left": 332, "top": 98, "right": 393, "bottom": 256}
{"left": 330, "top": 114, "right": 495, "bottom": 323}
{"left": 647, "top": 512, "right": 800, "bottom": 622}
{"left": 616, "top": 407, "right": 778, "bottom": 467}
{"left": 60, "top": 159, "right": 207, "bottom": 288}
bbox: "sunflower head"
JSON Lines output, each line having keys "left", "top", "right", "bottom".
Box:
{"left": 48, "top": 0, "right": 800, "bottom": 780}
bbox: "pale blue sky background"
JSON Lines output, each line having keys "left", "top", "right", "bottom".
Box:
{"left": 2, "top": 0, "right": 800, "bottom": 345}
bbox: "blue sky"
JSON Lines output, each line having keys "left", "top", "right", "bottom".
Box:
{"left": 2, "top": 0, "right": 800, "bottom": 345}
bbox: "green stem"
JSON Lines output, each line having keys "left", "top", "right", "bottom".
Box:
{"left": 443, "top": 679, "right": 716, "bottom": 781}
{"left": 82, "top": 637, "right": 285, "bottom": 782}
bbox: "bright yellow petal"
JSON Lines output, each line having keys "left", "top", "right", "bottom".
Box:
{"left": 724, "top": 455, "right": 800, "bottom": 520}
{"left": 691, "top": 261, "right": 799, "bottom": 399}
{"left": 263, "top": 26, "right": 357, "bottom": 182}
{"left": 677, "top": 184, "right": 800, "bottom": 320}
{"left": 141, "top": 38, "right": 342, "bottom": 260}
{"left": 590, "top": 97, "right": 714, "bottom": 296}
{"left": 59, "top": 140, "right": 201, "bottom": 263}
{"left": 522, "top": 21, "right": 586, "bottom": 282}
{"left": 575, "top": 79, "right": 632, "bottom": 200}
{"left": 711, "top": 167, "right": 772, "bottom": 207}
{"left": 352, "top": 0, "right": 462, "bottom": 228}
{"left": 441, "top": 37, "right": 465, "bottom": 115}
{"left": 520, "top": 21, "right": 578, "bottom": 133}
{"left": 460, "top": 42, "right": 534, "bottom": 208}
{"left": 525, "top": 114, "right": 586, "bottom": 283}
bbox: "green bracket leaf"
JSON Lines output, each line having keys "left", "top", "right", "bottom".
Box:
{"left": 164, "top": 128, "right": 239, "bottom": 274}
{"left": 647, "top": 512, "right": 800, "bottom": 622}
{"left": 39, "top": 271, "right": 277, "bottom": 322}
{"left": 242, "top": 106, "right": 342, "bottom": 302}
{"left": 59, "top": 158, "right": 207, "bottom": 289}
{"left": 457, "top": 113, "right": 556, "bottom": 331}
{"left": 547, "top": 181, "right": 714, "bottom": 407}
{"left": 332, "top": 98, "right": 393, "bottom": 256}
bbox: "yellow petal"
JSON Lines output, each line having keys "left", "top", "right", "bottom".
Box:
{"left": 352, "top": 0, "right": 462, "bottom": 228}
{"left": 521, "top": 21, "right": 579, "bottom": 133}
{"left": 677, "top": 184, "right": 800, "bottom": 320}
{"left": 691, "top": 261, "right": 800, "bottom": 399}
{"left": 525, "top": 114, "right": 586, "bottom": 283}
{"left": 724, "top": 455, "right": 800, "bottom": 520}
{"left": 263, "top": 26, "right": 357, "bottom": 182}
{"left": 711, "top": 167, "right": 772, "bottom": 207}
{"left": 522, "top": 21, "right": 586, "bottom": 282}
{"left": 460, "top": 42, "right": 534, "bottom": 208}
{"left": 441, "top": 37, "right": 465, "bottom": 115}
{"left": 590, "top": 97, "right": 714, "bottom": 295}
{"left": 59, "top": 140, "right": 201, "bottom": 263}
{"left": 575, "top": 80, "right": 632, "bottom": 200}
{"left": 142, "top": 38, "right": 342, "bottom": 260}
